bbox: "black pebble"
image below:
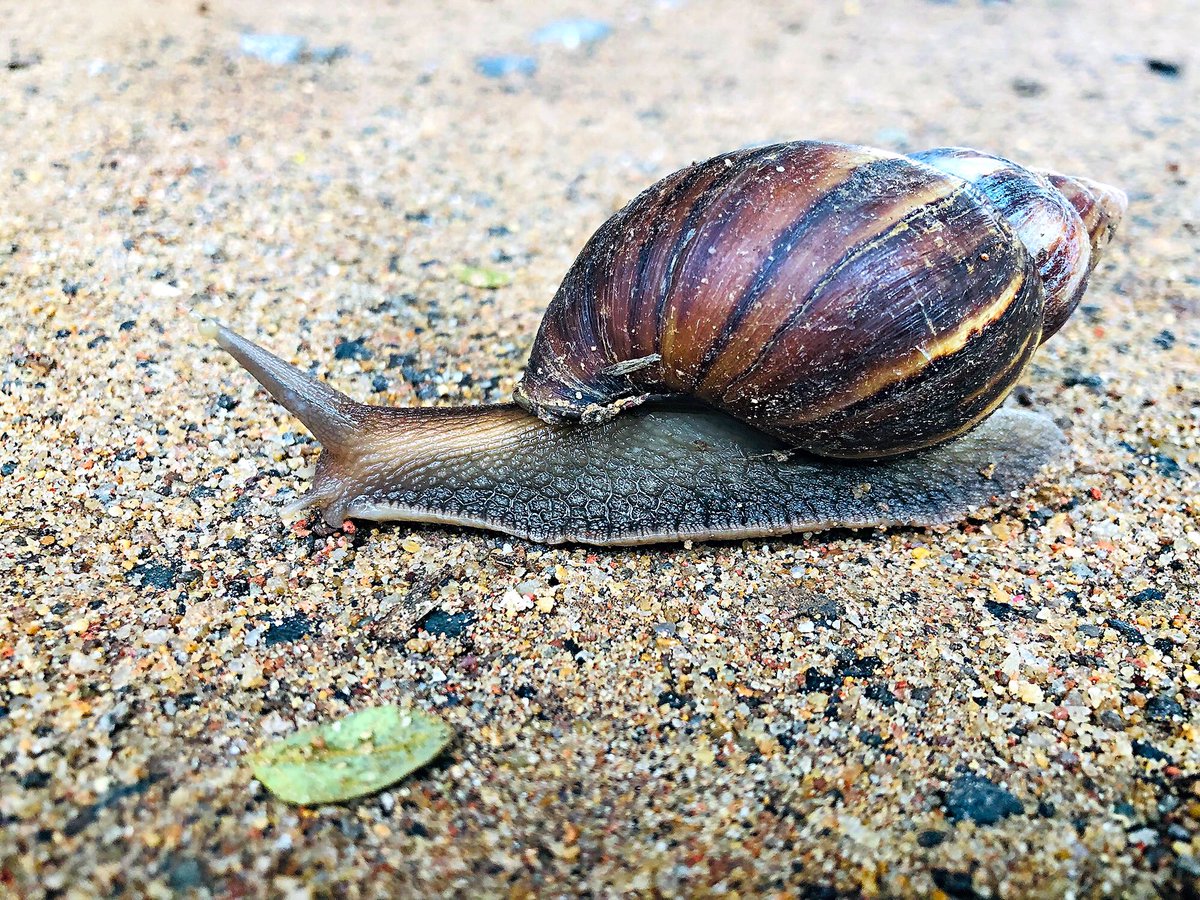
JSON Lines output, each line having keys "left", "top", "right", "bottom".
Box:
{"left": 858, "top": 730, "right": 884, "bottom": 747}
{"left": 21, "top": 770, "right": 51, "bottom": 789}
{"left": 333, "top": 337, "right": 372, "bottom": 361}
{"left": 917, "top": 829, "right": 946, "bottom": 848}
{"left": 795, "top": 884, "right": 840, "bottom": 900}
{"left": 865, "top": 682, "right": 896, "bottom": 707}
{"left": 1151, "top": 454, "right": 1181, "bottom": 478}
{"left": 418, "top": 609, "right": 473, "bottom": 639}
{"left": 1132, "top": 740, "right": 1172, "bottom": 762}
{"left": 834, "top": 654, "right": 882, "bottom": 679}
{"left": 802, "top": 668, "right": 839, "bottom": 694}
{"left": 129, "top": 561, "right": 178, "bottom": 591}
{"left": 985, "top": 599, "right": 1023, "bottom": 621}
{"left": 1105, "top": 618, "right": 1144, "bottom": 643}
{"left": 657, "top": 690, "right": 689, "bottom": 710}
{"left": 406, "top": 821, "right": 430, "bottom": 838}
{"left": 1145, "top": 58, "right": 1182, "bottom": 78}
{"left": 1144, "top": 694, "right": 1185, "bottom": 723}
{"left": 931, "top": 868, "right": 980, "bottom": 900}
{"left": 264, "top": 614, "right": 314, "bottom": 647}
{"left": 1152, "top": 329, "right": 1176, "bottom": 350}
{"left": 945, "top": 774, "right": 1024, "bottom": 825}
{"left": 1062, "top": 371, "right": 1104, "bottom": 390}
{"left": 1129, "top": 587, "right": 1166, "bottom": 605}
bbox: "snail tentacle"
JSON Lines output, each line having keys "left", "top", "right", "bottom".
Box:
{"left": 198, "top": 318, "right": 364, "bottom": 453}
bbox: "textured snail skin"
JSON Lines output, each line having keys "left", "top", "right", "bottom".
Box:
{"left": 515, "top": 141, "right": 1125, "bottom": 458}
{"left": 204, "top": 321, "right": 1065, "bottom": 545}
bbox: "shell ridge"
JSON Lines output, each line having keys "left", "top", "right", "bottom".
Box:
{"left": 623, "top": 162, "right": 719, "bottom": 365}
{"left": 651, "top": 145, "right": 784, "bottom": 354}
{"left": 686, "top": 150, "right": 912, "bottom": 387}
{"left": 717, "top": 180, "right": 977, "bottom": 396}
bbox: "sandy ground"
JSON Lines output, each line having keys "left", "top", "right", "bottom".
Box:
{"left": 2, "top": 0, "right": 1198, "bottom": 896}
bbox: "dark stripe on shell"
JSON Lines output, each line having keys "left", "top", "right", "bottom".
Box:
{"left": 754, "top": 235, "right": 1043, "bottom": 456}
{"left": 779, "top": 272, "right": 1042, "bottom": 457}
{"left": 650, "top": 145, "right": 786, "bottom": 351}
{"left": 686, "top": 152, "right": 925, "bottom": 387}
{"left": 710, "top": 179, "right": 975, "bottom": 398}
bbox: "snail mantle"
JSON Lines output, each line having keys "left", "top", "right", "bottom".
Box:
{"left": 202, "top": 139, "right": 1125, "bottom": 546}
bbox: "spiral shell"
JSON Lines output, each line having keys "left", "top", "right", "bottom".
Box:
{"left": 515, "top": 141, "right": 1124, "bottom": 458}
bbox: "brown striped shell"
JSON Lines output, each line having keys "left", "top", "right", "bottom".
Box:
{"left": 514, "top": 141, "right": 1126, "bottom": 459}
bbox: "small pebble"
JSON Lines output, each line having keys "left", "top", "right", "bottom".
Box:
{"left": 1145, "top": 58, "right": 1182, "bottom": 78}
{"left": 475, "top": 55, "right": 538, "bottom": 79}
{"left": 945, "top": 775, "right": 1025, "bottom": 825}
{"left": 239, "top": 34, "right": 308, "bottom": 65}
{"left": 529, "top": 19, "right": 612, "bottom": 49}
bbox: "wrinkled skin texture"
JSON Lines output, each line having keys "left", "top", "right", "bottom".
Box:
{"left": 207, "top": 321, "right": 1064, "bottom": 545}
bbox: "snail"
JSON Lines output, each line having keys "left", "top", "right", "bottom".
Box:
{"left": 201, "top": 140, "right": 1125, "bottom": 546}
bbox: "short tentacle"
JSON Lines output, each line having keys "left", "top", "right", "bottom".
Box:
{"left": 198, "top": 317, "right": 367, "bottom": 454}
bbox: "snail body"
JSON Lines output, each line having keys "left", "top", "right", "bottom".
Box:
{"left": 204, "top": 140, "right": 1124, "bottom": 545}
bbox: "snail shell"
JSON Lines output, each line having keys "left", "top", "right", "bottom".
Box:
{"left": 203, "top": 140, "right": 1124, "bottom": 545}
{"left": 515, "top": 141, "right": 1125, "bottom": 458}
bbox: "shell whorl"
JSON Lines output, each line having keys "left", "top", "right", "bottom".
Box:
{"left": 515, "top": 140, "right": 1122, "bottom": 459}
{"left": 911, "top": 147, "right": 1091, "bottom": 341}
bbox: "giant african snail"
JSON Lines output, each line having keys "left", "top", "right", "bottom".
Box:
{"left": 201, "top": 140, "right": 1125, "bottom": 545}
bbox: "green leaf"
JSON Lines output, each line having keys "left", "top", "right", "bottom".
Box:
{"left": 455, "top": 265, "right": 512, "bottom": 289}
{"left": 250, "top": 705, "right": 452, "bottom": 805}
